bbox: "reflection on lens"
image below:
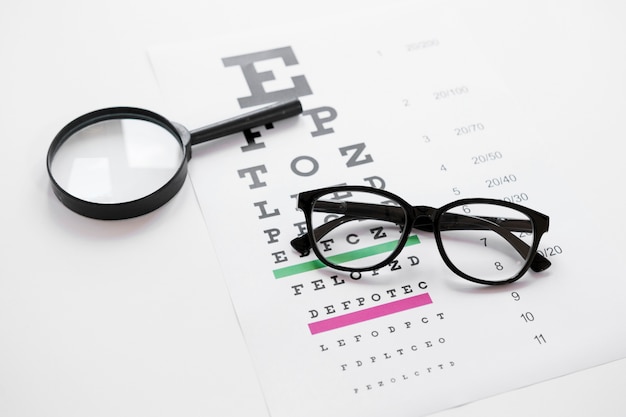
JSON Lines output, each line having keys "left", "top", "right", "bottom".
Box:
{"left": 49, "top": 119, "right": 184, "bottom": 204}
{"left": 438, "top": 203, "right": 534, "bottom": 283}
{"left": 310, "top": 190, "right": 407, "bottom": 270}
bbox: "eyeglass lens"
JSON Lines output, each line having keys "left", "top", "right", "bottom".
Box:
{"left": 438, "top": 203, "right": 534, "bottom": 283}
{"left": 310, "top": 190, "right": 407, "bottom": 270}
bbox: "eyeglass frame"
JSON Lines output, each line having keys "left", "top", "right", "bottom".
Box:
{"left": 290, "top": 185, "right": 551, "bottom": 285}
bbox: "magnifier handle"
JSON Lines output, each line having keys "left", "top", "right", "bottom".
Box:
{"left": 189, "top": 98, "right": 303, "bottom": 146}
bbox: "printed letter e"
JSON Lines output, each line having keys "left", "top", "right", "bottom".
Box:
{"left": 222, "top": 46, "right": 312, "bottom": 108}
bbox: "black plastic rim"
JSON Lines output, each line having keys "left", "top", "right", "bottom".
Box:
{"left": 46, "top": 107, "right": 191, "bottom": 220}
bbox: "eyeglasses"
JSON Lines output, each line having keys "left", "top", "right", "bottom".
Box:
{"left": 291, "top": 186, "right": 551, "bottom": 285}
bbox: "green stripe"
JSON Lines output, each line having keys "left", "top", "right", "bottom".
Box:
{"left": 273, "top": 235, "right": 420, "bottom": 279}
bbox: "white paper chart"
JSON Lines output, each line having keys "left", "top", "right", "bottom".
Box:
{"left": 149, "top": 4, "right": 626, "bottom": 417}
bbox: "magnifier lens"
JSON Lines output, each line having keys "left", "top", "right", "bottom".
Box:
{"left": 49, "top": 118, "right": 184, "bottom": 204}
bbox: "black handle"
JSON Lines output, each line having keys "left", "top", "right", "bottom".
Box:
{"left": 189, "top": 98, "right": 303, "bottom": 146}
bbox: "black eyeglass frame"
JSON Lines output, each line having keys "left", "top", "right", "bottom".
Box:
{"left": 291, "top": 185, "right": 551, "bottom": 285}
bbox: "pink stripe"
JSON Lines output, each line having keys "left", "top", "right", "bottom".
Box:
{"left": 308, "top": 293, "right": 432, "bottom": 335}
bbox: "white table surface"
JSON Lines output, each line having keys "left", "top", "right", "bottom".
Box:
{"left": 2, "top": 0, "right": 625, "bottom": 415}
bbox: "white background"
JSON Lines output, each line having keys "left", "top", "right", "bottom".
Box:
{"left": 1, "top": 1, "right": 625, "bottom": 416}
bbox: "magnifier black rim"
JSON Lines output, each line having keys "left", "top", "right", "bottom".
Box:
{"left": 47, "top": 107, "right": 191, "bottom": 220}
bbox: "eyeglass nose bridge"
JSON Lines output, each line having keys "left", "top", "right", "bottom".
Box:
{"left": 411, "top": 206, "right": 437, "bottom": 232}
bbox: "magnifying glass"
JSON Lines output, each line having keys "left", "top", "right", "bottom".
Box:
{"left": 47, "top": 99, "right": 302, "bottom": 220}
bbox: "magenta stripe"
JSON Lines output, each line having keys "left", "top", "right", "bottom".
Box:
{"left": 308, "top": 293, "right": 432, "bottom": 335}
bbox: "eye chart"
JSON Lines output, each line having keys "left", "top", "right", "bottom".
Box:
{"left": 149, "top": 4, "right": 626, "bottom": 417}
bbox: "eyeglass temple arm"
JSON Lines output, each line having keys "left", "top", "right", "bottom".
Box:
{"left": 290, "top": 201, "right": 550, "bottom": 272}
